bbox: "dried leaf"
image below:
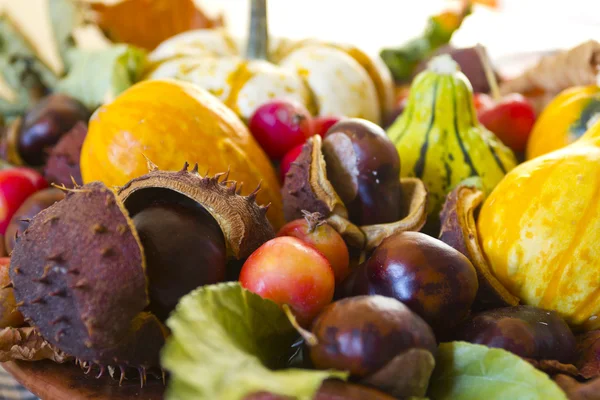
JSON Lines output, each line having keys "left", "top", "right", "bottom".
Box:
{"left": 439, "top": 184, "right": 520, "bottom": 310}
{"left": 282, "top": 135, "right": 428, "bottom": 251}
{"left": 0, "top": 14, "right": 58, "bottom": 117}
{"left": 500, "top": 40, "right": 600, "bottom": 96}
{"left": 90, "top": 0, "right": 224, "bottom": 51}
{"left": 525, "top": 358, "right": 579, "bottom": 377}
{"left": 555, "top": 374, "right": 600, "bottom": 400}
{"left": 360, "top": 349, "right": 435, "bottom": 398}
{"left": 0, "top": 326, "right": 71, "bottom": 363}
{"left": 577, "top": 330, "right": 600, "bottom": 379}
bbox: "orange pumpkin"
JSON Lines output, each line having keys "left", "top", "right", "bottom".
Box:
{"left": 80, "top": 79, "right": 284, "bottom": 228}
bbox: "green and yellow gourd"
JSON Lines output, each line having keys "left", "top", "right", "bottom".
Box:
{"left": 387, "top": 54, "right": 517, "bottom": 219}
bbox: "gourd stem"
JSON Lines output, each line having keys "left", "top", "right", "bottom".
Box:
{"left": 475, "top": 44, "right": 501, "bottom": 101}
{"left": 246, "top": 0, "right": 269, "bottom": 61}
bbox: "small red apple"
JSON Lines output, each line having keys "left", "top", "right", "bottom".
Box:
{"left": 239, "top": 236, "right": 335, "bottom": 326}
{"left": 277, "top": 213, "right": 350, "bottom": 283}
{"left": 478, "top": 93, "right": 536, "bottom": 153}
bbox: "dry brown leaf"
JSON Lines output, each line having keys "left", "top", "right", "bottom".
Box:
{"left": 90, "top": 0, "right": 224, "bottom": 50}
{"left": 500, "top": 40, "right": 600, "bottom": 96}
{"left": 439, "top": 183, "right": 520, "bottom": 310}
{"left": 577, "top": 330, "right": 600, "bottom": 379}
{"left": 525, "top": 358, "right": 579, "bottom": 377}
{"left": 556, "top": 374, "right": 600, "bottom": 400}
{"left": 0, "top": 326, "right": 71, "bottom": 363}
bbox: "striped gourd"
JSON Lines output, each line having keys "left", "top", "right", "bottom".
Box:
{"left": 387, "top": 55, "right": 517, "bottom": 218}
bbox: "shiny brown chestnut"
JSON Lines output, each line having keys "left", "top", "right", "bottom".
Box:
{"left": 130, "top": 194, "right": 227, "bottom": 321}
{"left": 17, "top": 94, "right": 90, "bottom": 165}
{"left": 341, "top": 231, "right": 478, "bottom": 336}
{"left": 456, "top": 305, "right": 577, "bottom": 363}
{"left": 5, "top": 188, "right": 65, "bottom": 253}
{"left": 306, "top": 295, "right": 436, "bottom": 378}
{"left": 322, "top": 118, "right": 402, "bottom": 225}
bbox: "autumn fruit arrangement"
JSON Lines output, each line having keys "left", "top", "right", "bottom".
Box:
{"left": 0, "top": 0, "right": 600, "bottom": 400}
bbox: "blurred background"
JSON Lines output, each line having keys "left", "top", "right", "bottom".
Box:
{"left": 0, "top": 0, "right": 598, "bottom": 76}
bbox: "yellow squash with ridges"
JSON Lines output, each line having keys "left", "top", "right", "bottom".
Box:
{"left": 478, "top": 120, "right": 600, "bottom": 330}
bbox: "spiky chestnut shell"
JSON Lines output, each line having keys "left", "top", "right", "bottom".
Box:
{"left": 9, "top": 182, "right": 167, "bottom": 367}
{"left": 118, "top": 162, "right": 275, "bottom": 259}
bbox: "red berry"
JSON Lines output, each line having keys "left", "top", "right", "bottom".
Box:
{"left": 279, "top": 144, "right": 304, "bottom": 183}
{"left": 473, "top": 93, "right": 495, "bottom": 115}
{"left": 478, "top": 93, "right": 536, "bottom": 153}
{"left": 0, "top": 167, "right": 48, "bottom": 234}
{"left": 312, "top": 116, "right": 342, "bottom": 137}
{"left": 248, "top": 100, "right": 313, "bottom": 160}
{"left": 239, "top": 236, "right": 335, "bottom": 326}
{"left": 278, "top": 214, "right": 350, "bottom": 283}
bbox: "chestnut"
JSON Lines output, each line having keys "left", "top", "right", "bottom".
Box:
{"left": 456, "top": 305, "right": 577, "bottom": 363}
{"left": 5, "top": 188, "right": 65, "bottom": 254}
{"left": 341, "top": 231, "right": 478, "bottom": 336}
{"left": 305, "top": 295, "right": 436, "bottom": 378}
{"left": 126, "top": 189, "right": 227, "bottom": 322}
{"left": 322, "top": 118, "right": 402, "bottom": 225}
{"left": 17, "top": 94, "right": 90, "bottom": 165}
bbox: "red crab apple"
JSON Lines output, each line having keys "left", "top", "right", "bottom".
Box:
{"left": 248, "top": 100, "right": 313, "bottom": 160}
{"left": 279, "top": 144, "right": 304, "bottom": 183}
{"left": 312, "top": 116, "right": 342, "bottom": 137}
{"left": 0, "top": 167, "right": 48, "bottom": 234}
{"left": 277, "top": 213, "right": 350, "bottom": 283}
{"left": 477, "top": 93, "right": 536, "bottom": 153}
{"left": 239, "top": 236, "right": 335, "bottom": 326}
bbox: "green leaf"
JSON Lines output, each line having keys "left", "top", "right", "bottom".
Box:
{"left": 55, "top": 44, "right": 146, "bottom": 110}
{"left": 48, "top": 0, "right": 83, "bottom": 70}
{"left": 161, "top": 282, "right": 347, "bottom": 400}
{"left": 428, "top": 342, "right": 567, "bottom": 400}
{"left": 0, "top": 13, "right": 58, "bottom": 117}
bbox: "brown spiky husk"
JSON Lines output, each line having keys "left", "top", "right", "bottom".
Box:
{"left": 118, "top": 163, "right": 275, "bottom": 259}
{"left": 282, "top": 135, "right": 428, "bottom": 251}
{"left": 9, "top": 181, "right": 167, "bottom": 367}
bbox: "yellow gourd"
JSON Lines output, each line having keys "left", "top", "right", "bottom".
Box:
{"left": 478, "top": 118, "right": 600, "bottom": 330}
{"left": 526, "top": 85, "right": 600, "bottom": 159}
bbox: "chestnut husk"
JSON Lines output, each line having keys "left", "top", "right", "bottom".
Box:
{"left": 7, "top": 161, "right": 275, "bottom": 384}
{"left": 439, "top": 183, "right": 519, "bottom": 310}
{"left": 283, "top": 135, "right": 427, "bottom": 251}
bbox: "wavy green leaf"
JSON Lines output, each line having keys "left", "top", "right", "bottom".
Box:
{"left": 428, "top": 342, "right": 567, "bottom": 400}
{"left": 161, "top": 282, "right": 347, "bottom": 400}
{"left": 55, "top": 45, "right": 146, "bottom": 110}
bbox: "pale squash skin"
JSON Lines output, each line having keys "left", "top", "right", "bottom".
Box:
{"left": 526, "top": 85, "right": 600, "bottom": 160}
{"left": 145, "top": 29, "right": 394, "bottom": 124}
{"left": 479, "top": 123, "right": 600, "bottom": 330}
{"left": 80, "top": 79, "right": 284, "bottom": 229}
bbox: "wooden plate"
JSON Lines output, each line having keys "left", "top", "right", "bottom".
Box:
{"left": 2, "top": 361, "right": 165, "bottom": 400}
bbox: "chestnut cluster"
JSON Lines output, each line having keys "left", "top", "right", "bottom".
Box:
{"left": 1, "top": 93, "right": 90, "bottom": 188}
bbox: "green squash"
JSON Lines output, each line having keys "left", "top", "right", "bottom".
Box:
{"left": 387, "top": 54, "right": 517, "bottom": 220}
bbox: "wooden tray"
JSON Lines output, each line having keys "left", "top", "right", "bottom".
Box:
{"left": 2, "top": 361, "right": 165, "bottom": 400}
